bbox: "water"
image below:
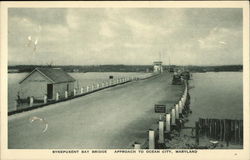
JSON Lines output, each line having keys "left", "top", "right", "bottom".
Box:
{"left": 8, "top": 72, "right": 152, "bottom": 112}
{"left": 188, "top": 72, "right": 243, "bottom": 124}
{"left": 8, "top": 73, "right": 27, "bottom": 112}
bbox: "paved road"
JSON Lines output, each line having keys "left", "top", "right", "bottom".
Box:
{"left": 8, "top": 73, "right": 183, "bottom": 149}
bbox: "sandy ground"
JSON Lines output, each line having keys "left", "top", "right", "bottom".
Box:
{"left": 8, "top": 72, "right": 183, "bottom": 149}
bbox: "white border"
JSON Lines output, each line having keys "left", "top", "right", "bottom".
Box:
{"left": 1, "top": 1, "right": 249, "bottom": 160}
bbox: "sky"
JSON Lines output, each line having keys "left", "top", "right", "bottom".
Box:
{"left": 8, "top": 8, "right": 243, "bottom": 66}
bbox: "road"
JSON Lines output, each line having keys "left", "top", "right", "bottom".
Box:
{"left": 8, "top": 72, "right": 183, "bottom": 149}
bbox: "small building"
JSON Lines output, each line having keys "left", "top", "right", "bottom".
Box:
{"left": 19, "top": 68, "right": 76, "bottom": 100}
{"left": 153, "top": 61, "right": 163, "bottom": 73}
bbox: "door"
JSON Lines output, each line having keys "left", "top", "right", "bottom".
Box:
{"left": 47, "top": 84, "right": 53, "bottom": 99}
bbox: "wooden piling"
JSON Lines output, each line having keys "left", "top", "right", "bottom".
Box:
{"left": 158, "top": 121, "right": 164, "bottom": 144}
{"left": 86, "top": 86, "right": 89, "bottom": 92}
{"left": 231, "top": 120, "right": 235, "bottom": 143}
{"left": 81, "top": 87, "right": 84, "bottom": 94}
{"left": 175, "top": 104, "right": 179, "bottom": 119}
{"left": 197, "top": 118, "right": 242, "bottom": 145}
{"left": 29, "top": 97, "right": 34, "bottom": 107}
{"left": 134, "top": 143, "right": 141, "bottom": 149}
{"left": 181, "top": 97, "right": 185, "bottom": 106}
{"left": 73, "top": 89, "right": 77, "bottom": 96}
{"left": 149, "top": 130, "right": 155, "bottom": 149}
{"left": 43, "top": 95, "right": 47, "bottom": 104}
{"left": 214, "top": 119, "right": 217, "bottom": 139}
{"left": 225, "top": 119, "right": 230, "bottom": 147}
{"left": 234, "top": 120, "right": 238, "bottom": 144}
{"left": 178, "top": 101, "right": 182, "bottom": 114}
{"left": 166, "top": 113, "right": 171, "bottom": 132}
{"left": 195, "top": 121, "right": 199, "bottom": 145}
{"left": 171, "top": 108, "right": 176, "bottom": 125}
{"left": 159, "top": 115, "right": 163, "bottom": 121}
{"left": 198, "top": 118, "right": 203, "bottom": 135}
{"left": 220, "top": 119, "right": 223, "bottom": 141}
{"left": 216, "top": 119, "right": 220, "bottom": 140}
{"left": 239, "top": 120, "right": 244, "bottom": 145}
{"left": 209, "top": 119, "right": 212, "bottom": 138}
{"left": 205, "top": 119, "right": 209, "bottom": 137}
{"left": 65, "top": 91, "right": 68, "bottom": 98}
{"left": 56, "top": 92, "right": 60, "bottom": 101}
{"left": 223, "top": 119, "right": 226, "bottom": 141}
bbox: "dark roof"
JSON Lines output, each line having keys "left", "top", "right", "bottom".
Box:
{"left": 153, "top": 61, "right": 162, "bottom": 64}
{"left": 19, "top": 68, "right": 76, "bottom": 84}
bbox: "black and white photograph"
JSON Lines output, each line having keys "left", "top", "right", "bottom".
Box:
{"left": 1, "top": 1, "right": 249, "bottom": 160}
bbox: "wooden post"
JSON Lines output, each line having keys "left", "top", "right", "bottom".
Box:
{"left": 183, "top": 90, "right": 187, "bottom": 101}
{"left": 216, "top": 119, "right": 219, "bottom": 139}
{"left": 178, "top": 101, "right": 182, "bottom": 114}
{"left": 81, "top": 87, "right": 84, "bottom": 94}
{"left": 148, "top": 130, "right": 155, "bottom": 149}
{"left": 198, "top": 118, "right": 203, "bottom": 135}
{"left": 86, "top": 86, "right": 89, "bottom": 92}
{"left": 195, "top": 121, "right": 199, "bottom": 145}
{"left": 65, "top": 91, "right": 68, "bottom": 98}
{"left": 44, "top": 95, "right": 47, "bottom": 104}
{"left": 73, "top": 88, "right": 77, "bottom": 96}
{"left": 234, "top": 120, "right": 237, "bottom": 144}
{"left": 29, "top": 97, "right": 34, "bottom": 107}
{"left": 56, "top": 92, "right": 60, "bottom": 101}
{"left": 134, "top": 143, "right": 141, "bottom": 149}
{"left": 96, "top": 83, "right": 99, "bottom": 89}
{"left": 158, "top": 121, "right": 164, "bottom": 144}
{"left": 225, "top": 120, "right": 230, "bottom": 147}
{"left": 171, "top": 108, "right": 176, "bottom": 125}
{"left": 209, "top": 119, "right": 212, "bottom": 138}
{"left": 175, "top": 104, "right": 179, "bottom": 119}
{"left": 205, "top": 119, "right": 208, "bottom": 137}
{"left": 220, "top": 119, "right": 223, "bottom": 141}
{"left": 92, "top": 85, "right": 95, "bottom": 91}
{"left": 230, "top": 120, "right": 233, "bottom": 144}
{"left": 159, "top": 114, "right": 163, "bottom": 121}
{"left": 181, "top": 97, "right": 185, "bottom": 105}
{"left": 223, "top": 119, "right": 226, "bottom": 141}
{"left": 239, "top": 120, "right": 243, "bottom": 145}
{"left": 166, "top": 113, "right": 171, "bottom": 132}
{"left": 213, "top": 119, "right": 216, "bottom": 139}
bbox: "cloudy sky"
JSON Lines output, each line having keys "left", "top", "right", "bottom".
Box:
{"left": 8, "top": 8, "right": 242, "bottom": 66}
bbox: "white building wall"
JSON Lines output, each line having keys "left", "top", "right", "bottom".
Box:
{"left": 53, "top": 82, "right": 75, "bottom": 99}
{"left": 19, "top": 71, "right": 50, "bottom": 100}
{"left": 154, "top": 65, "right": 163, "bottom": 73}
{"left": 19, "top": 71, "right": 76, "bottom": 100}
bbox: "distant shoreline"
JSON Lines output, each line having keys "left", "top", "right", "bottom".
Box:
{"left": 8, "top": 64, "right": 243, "bottom": 73}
